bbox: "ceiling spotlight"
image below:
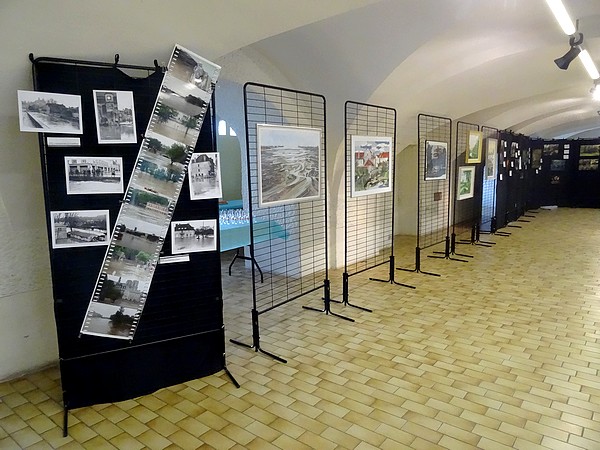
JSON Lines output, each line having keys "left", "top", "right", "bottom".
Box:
{"left": 554, "top": 33, "right": 584, "bottom": 70}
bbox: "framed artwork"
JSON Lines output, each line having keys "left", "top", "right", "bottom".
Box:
{"left": 65, "top": 157, "right": 124, "bottom": 194}
{"left": 485, "top": 138, "right": 497, "bottom": 180}
{"left": 578, "top": 158, "right": 599, "bottom": 171}
{"left": 543, "top": 143, "right": 560, "bottom": 156}
{"left": 550, "top": 159, "right": 566, "bottom": 171}
{"left": 457, "top": 166, "right": 475, "bottom": 200}
{"left": 424, "top": 140, "right": 448, "bottom": 181}
{"left": 170, "top": 219, "right": 217, "bottom": 254}
{"left": 580, "top": 144, "right": 600, "bottom": 157}
{"left": 188, "top": 152, "right": 222, "bottom": 200}
{"left": 466, "top": 130, "right": 482, "bottom": 163}
{"left": 93, "top": 90, "right": 137, "bottom": 144}
{"left": 257, "top": 124, "right": 321, "bottom": 207}
{"left": 50, "top": 210, "right": 110, "bottom": 249}
{"left": 531, "top": 148, "right": 542, "bottom": 169}
{"left": 351, "top": 135, "right": 393, "bottom": 196}
{"left": 18, "top": 90, "right": 83, "bottom": 134}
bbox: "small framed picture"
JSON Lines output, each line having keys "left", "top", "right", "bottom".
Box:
{"left": 424, "top": 140, "right": 448, "bottom": 181}
{"left": 50, "top": 210, "right": 110, "bottom": 249}
{"left": 170, "top": 219, "right": 217, "bottom": 254}
{"left": 466, "top": 130, "right": 482, "bottom": 164}
{"left": 351, "top": 135, "right": 393, "bottom": 196}
{"left": 188, "top": 152, "right": 222, "bottom": 200}
{"left": 457, "top": 166, "right": 475, "bottom": 200}
{"left": 485, "top": 138, "right": 497, "bottom": 180}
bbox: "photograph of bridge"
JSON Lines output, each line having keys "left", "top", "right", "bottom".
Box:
{"left": 257, "top": 124, "right": 321, "bottom": 208}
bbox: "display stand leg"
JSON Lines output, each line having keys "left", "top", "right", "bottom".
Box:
{"left": 371, "top": 256, "right": 415, "bottom": 289}
{"left": 397, "top": 247, "right": 441, "bottom": 277}
{"left": 331, "top": 272, "right": 373, "bottom": 312}
{"left": 449, "top": 233, "right": 472, "bottom": 260}
{"left": 221, "top": 353, "right": 240, "bottom": 388}
{"left": 228, "top": 248, "right": 263, "bottom": 283}
{"left": 475, "top": 223, "right": 495, "bottom": 246}
{"left": 63, "top": 404, "right": 68, "bottom": 437}
{"left": 229, "top": 309, "right": 287, "bottom": 363}
{"left": 303, "top": 279, "right": 355, "bottom": 322}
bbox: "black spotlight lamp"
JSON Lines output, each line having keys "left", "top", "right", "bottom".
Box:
{"left": 554, "top": 32, "right": 584, "bottom": 70}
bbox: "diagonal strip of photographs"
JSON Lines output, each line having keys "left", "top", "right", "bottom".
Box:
{"left": 80, "top": 44, "right": 220, "bottom": 340}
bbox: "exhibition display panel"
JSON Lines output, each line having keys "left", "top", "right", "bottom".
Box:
{"left": 29, "top": 51, "right": 234, "bottom": 434}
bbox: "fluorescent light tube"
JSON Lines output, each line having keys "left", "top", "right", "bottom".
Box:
{"left": 579, "top": 49, "right": 600, "bottom": 79}
{"left": 546, "top": 0, "right": 576, "bottom": 35}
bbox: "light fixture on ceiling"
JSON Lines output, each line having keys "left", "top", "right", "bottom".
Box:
{"left": 591, "top": 81, "right": 600, "bottom": 101}
{"left": 579, "top": 49, "right": 600, "bottom": 79}
{"left": 546, "top": 0, "right": 576, "bottom": 35}
{"left": 554, "top": 33, "right": 583, "bottom": 70}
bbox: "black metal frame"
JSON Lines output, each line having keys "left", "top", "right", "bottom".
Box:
{"left": 230, "top": 82, "right": 335, "bottom": 364}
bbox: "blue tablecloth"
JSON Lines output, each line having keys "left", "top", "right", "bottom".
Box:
{"left": 218, "top": 199, "right": 243, "bottom": 210}
{"left": 220, "top": 220, "right": 287, "bottom": 252}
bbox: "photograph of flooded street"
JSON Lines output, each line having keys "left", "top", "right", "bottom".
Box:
{"left": 257, "top": 124, "right": 321, "bottom": 207}
{"left": 93, "top": 90, "right": 137, "bottom": 144}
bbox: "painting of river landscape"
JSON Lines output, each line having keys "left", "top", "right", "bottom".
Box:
{"left": 257, "top": 124, "right": 321, "bottom": 207}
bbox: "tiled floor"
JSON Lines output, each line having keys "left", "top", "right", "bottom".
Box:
{"left": 2, "top": 207, "right": 600, "bottom": 449}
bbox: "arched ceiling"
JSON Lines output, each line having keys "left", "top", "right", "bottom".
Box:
{"left": 241, "top": 0, "right": 600, "bottom": 145}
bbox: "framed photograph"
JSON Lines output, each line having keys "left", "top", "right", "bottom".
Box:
{"left": 350, "top": 135, "right": 393, "bottom": 196}
{"left": 65, "top": 157, "right": 124, "bottom": 194}
{"left": 257, "top": 124, "right": 321, "bottom": 207}
{"left": 531, "top": 148, "right": 542, "bottom": 169}
{"left": 171, "top": 219, "right": 217, "bottom": 254}
{"left": 457, "top": 166, "right": 475, "bottom": 200}
{"left": 93, "top": 90, "right": 137, "bottom": 144}
{"left": 188, "top": 152, "right": 222, "bottom": 200}
{"left": 50, "top": 210, "right": 110, "bottom": 249}
{"left": 17, "top": 90, "right": 83, "bottom": 134}
{"left": 424, "top": 140, "right": 447, "bottom": 181}
{"left": 543, "top": 143, "right": 560, "bottom": 156}
{"left": 550, "top": 159, "right": 566, "bottom": 171}
{"left": 466, "top": 130, "right": 482, "bottom": 163}
{"left": 485, "top": 138, "right": 497, "bottom": 180}
{"left": 580, "top": 144, "right": 600, "bottom": 157}
{"left": 579, "top": 158, "right": 599, "bottom": 171}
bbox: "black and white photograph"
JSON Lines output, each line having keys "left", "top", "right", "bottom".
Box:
{"left": 170, "top": 219, "right": 217, "bottom": 254}
{"left": 169, "top": 44, "right": 221, "bottom": 93}
{"left": 93, "top": 90, "right": 137, "bottom": 144}
{"left": 485, "top": 138, "right": 498, "bottom": 180}
{"left": 543, "top": 143, "right": 560, "bottom": 156}
{"left": 154, "top": 92, "right": 203, "bottom": 147}
{"left": 50, "top": 210, "right": 110, "bottom": 249}
{"left": 64, "top": 157, "right": 124, "bottom": 194}
{"left": 424, "top": 140, "right": 447, "bottom": 181}
{"left": 188, "top": 152, "right": 222, "bottom": 200}
{"left": 118, "top": 213, "right": 167, "bottom": 242}
{"left": 17, "top": 90, "right": 83, "bottom": 134}
{"left": 257, "top": 124, "right": 321, "bottom": 207}
{"left": 350, "top": 135, "right": 392, "bottom": 197}
{"left": 81, "top": 301, "right": 138, "bottom": 339}
{"left": 122, "top": 187, "right": 173, "bottom": 228}
{"left": 96, "top": 272, "right": 149, "bottom": 309}
{"left": 160, "top": 76, "right": 209, "bottom": 116}
{"left": 531, "top": 148, "right": 542, "bottom": 169}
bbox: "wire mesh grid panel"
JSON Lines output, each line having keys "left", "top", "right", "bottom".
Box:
{"left": 480, "top": 126, "right": 499, "bottom": 232}
{"left": 417, "top": 114, "right": 451, "bottom": 250}
{"left": 344, "top": 101, "right": 395, "bottom": 275}
{"left": 453, "top": 122, "right": 483, "bottom": 239}
{"left": 244, "top": 83, "right": 327, "bottom": 314}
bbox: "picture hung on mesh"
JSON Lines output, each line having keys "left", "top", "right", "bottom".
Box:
{"left": 351, "top": 135, "right": 393, "bottom": 196}
{"left": 424, "top": 140, "right": 447, "bottom": 181}
{"left": 466, "top": 130, "right": 482, "bottom": 164}
{"left": 457, "top": 166, "right": 475, "bottom": 201}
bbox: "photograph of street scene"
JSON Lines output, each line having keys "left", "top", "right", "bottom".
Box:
{"left": 257, "top": 124, "right": 321, "bottom": 207}
{"left": 93, "top": 90, "right": 137, "bottom": 144}
{"left": 65, "top": 157, "right": 123, "bottom": 194}
{"left": 18, "top": 90, "right": 82, "bottom": 134}
{"left": 50, "top": 210, "right": 109, "bottom": 249}
{"left": 188, "top": 152, "right": 222, "bottom": 200}
{"left": 122, "top": 187, "right": 172, "bottom": 228}
{"left": 351, "top": 135, "right": 393, "bottom": 197}
{"left": 154, "top": 92, "right": 202, "bottom": 147}
{"left": 169, "top": 45, "right": 221, "bottom": 94}
{"left": 170, "top": 219, "right": 216, "bottom": 254}
{"left": 82, "top": 301, "right": 138, "bottom": 339}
